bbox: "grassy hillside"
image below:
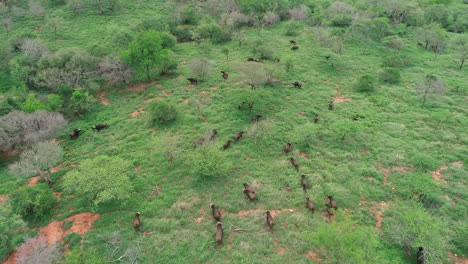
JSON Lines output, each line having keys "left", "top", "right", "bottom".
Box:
{"left": 0, "top": 0, "right": 467, "bottom": 263}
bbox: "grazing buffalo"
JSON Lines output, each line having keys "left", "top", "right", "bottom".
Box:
{"left": 92, "top": 123, "right": 108, "bottom": 131}
{"left": 210, "top": 129, "right": 218, "bottom": 140}
{"left": 301, "top": 173, "right": 308, "bottom": 192}
{"left": 290, "top": 40, "right": 296, "bottom": 44}
{"left": 243, "top": 189, "right": 257, "bottom": 201}
{"left": 233, "top": 131, "right": 245, "bottom": 142}
{"left": 417, "top": 247, "right": 425, "bottom": 264}
{"left": 70, "top": 129, "right": 82, "bottom": 140}
{"left": 187, "top": 78, "right": 198, "bottom": 85}
{"left": 266, "top": 211, "right": 275, "bottom": 228}
{"left": 133, "top": 212, "right": 141, "bottom": 231}
{"left": 221, "top": 71, "right": 228, "bottom": 80}
{"left": 326, "top": 195, "right": 338, "bottom": 210}
{"left": 251, "top": 114, "right": 262, "bottom": 122}
{"left": 284, "top": 142, "right": 292, "bottom": 154}
{"left": 328, "top": 101, "right": 334, "bottom": 110}
{"left": 314, "top": 114, "right": 319, "bottom": 123}
{"left": 210, "top": 203, "right": 221, "bottom": 221}
{"left": 292, "top": 81, "right": 302, "bottom": 88}
{"left": 193, "top": 138, "right": 205, "bottom": 147}
{"left": 290, "top": 157, "right": 299, "bottom": 171}
{"left": 215, "top": 222, "right": 223, "bottom": 245}
{"left": 247, "top": 57, "right": 260, "bottom": 62}
{"left": 291, "top": 46, "right": 299, "bottom": 51}
{"left": 306, "top": 197, "right": 315, "bottom": 212}
{"left": 223, "top": 140, "right": 232, "bottom": 150}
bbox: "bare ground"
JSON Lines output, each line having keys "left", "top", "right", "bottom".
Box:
{"left": 97, "top": 91, "right": 111, "bottom": 105}
{"left": 448, "top": 251, "right": 468, "bottom": 264}
{"left": 431, "top": 161, "right": 462, "bottom": 184}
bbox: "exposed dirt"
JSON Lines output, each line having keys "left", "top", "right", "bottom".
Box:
{"left": 125, "top": 81, "right": 156, "bottom": 92}
{"left": 97, "top": 91, "right": 111, "bottom": 105}
{"left": 304, "top": 250, "right": 323, "bottom": 262}
{"left": 27, "top": 176, "right": 40, "bottom": 187}
{"left": 162, "top": 90, "right": 171, "bottom": 97}
{"left": 333, "top": 95, "right": 351, "bottom": 103}
{"left": 150, "top": 127, "right": 157, "bottom": 133}
{"left": 380, "top": 166, "right": 411, "bottom": 184}
{"left": 272, "top": 232, "right": 286, "bottom": 254}
{"left": 51, "top": 138, "right": 65, "bottom": 144}
{"left": 431, "top": 161, "right": 462, "bottom": 184}
{"left": 300, "top": 152, "right": 310, "bottom": 160}
{"left": 130, "top": 107, "right": 147, "bottom": 118}
{"left": 229, "top": 208, "right": 295, "bottom": 218}
{"left": 4, "top": 213, "right": 100, "bottom": 264}
{"left": 245, "top": 156, "right": 251, "bottom": 160}
{"left": 368, "top": 201, "right": 389, "bottom": 232}
{"left": 448, "top": 251, "right": 468, "bottom": 264}
{"left": 53, "top": 192, "right": 62, "bottom": 201}
{"left": 0, "top": 194, "right": 7, "bottom": 205}
{"left": 298, "top": 111, "right": 306, "bottom": 116}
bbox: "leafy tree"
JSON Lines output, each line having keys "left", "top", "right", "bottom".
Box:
{"left": 63, "top": 156, "right": 133, "bottom": 205}
{"left": 69, "top": 88, "right": 96, "bottom": 116}
{"left": 417, "top": 75, "right": 445, "bottom": 108}
{"left": 0, "top": 206, "right": 25, "bottom": 256}
{"left": 186, "top": 146, "right": 232, "bottom": 181}
{"left": 379, "top": 67, "right": 401, "bottom": 84}
{"left": 8, "top": 184, "right": 57, "bottom": 221}
{"left": 123, "top": 30, "right": 173, "bottom": 81}
{"left": 355, "top": 75, "right": 376, "bottom": 93}
{"left": 149, "top": 101, "right": 177, "bottom": 124}
{"left": 326, "top": 1, "right": 355, "bottom": 27}
{"left": 21, "top": 93, "right": 49, "bottom": 113}
{"left": 9, "top": 141, "right": 63, "bottom": 185}
{"left": 451, "top": 34, "right": 468, "bottom": 70}
{"left": 424, "top": 4, "right": 449, "bottom": 28}
{"left": 46, "top": 94, "right": 64, "bottom": 112}
{"left": 384, "top": 203, "right": 450, "bottom": 262}
{"left": 157, "top": 49, "right": 177, "bottom": 75}
{"left": 415, "top": 23, "right": 447, "bottom": 53}
{"left": 0, "top": 110, "right": 66, "bottom": 152}
{"left": 195, "top": 23, "right": 223, "bottom": 42}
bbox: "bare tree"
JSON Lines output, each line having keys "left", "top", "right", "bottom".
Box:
{"left": 188, "top": 58, "right": 213, "bottom": 81}
{"left": 20, "top": 38, "right": 49, "bottom": 63}
{"left": 97, "top": 55, "right": 132, "bottom": 86}
{"left": 289, "top": 5, "right": 309, "bottom": 21}
{"left": 0, "top": 110, "right": 67, "bottom": 152}
{"left": 99, "top": 231, "right": 141, "bottom": 263}
{"left": 46, "top": 15, "right": 64, "bottom": 35}
{"left": 417, "top": 75, "right": 445, "bottom": 108}
{"left": 226, "top": 11, "right": 249, "bottom": 28}
{"left": 262, "top": 11, "right": 280, "bottom": 27}
{"left": 234, "top": 62, "right": 268, "bottom": 90}
{"left": 1, "top": 17, "right": 13, "bottom": 36}
{"left": 451, "top": 35, "right": 468, "bottom": 70}
{"left": 16, "top": 236, "right": 62, "bottom": 264}
{"left": 28, "top": 0, "right": 45, "bottom": 17}
{"left": 9, "top": 141, "right": 63, "bottom": 185}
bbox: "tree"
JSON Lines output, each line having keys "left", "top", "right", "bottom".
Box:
{"left": 384, "top": 203, "right": 450, "bottom": 262}
{"left": 46, "top": 15, "right": 64, "bottom": 35}
{"left": 16, "top": 236, "right": 62, "bottom": 264}
{"left": 1, "top": 17, "right": 13, "bottom": 36}
{"left": 262, "top": 11, "right": 280, "bottom": 27}
{"left": 0, "top": 206, "right": 25, "bottom": 256}
{"left": 28, "top": 0, "right": 45, "bottom": 17}
{"left": 355, "top": 75, "right": 376, "bottom": 93}
{"left": 21, "top": 93, "right": 49, "bottom": 113}
{"left": 8, "top": 184, "right": 57, "bottom": 221}
{"left": 20, "top": 38, "right": 49, "bottom": 63}
{"left": 326, "top": 1, "right": 355, "bottom": 27}
{"left": 451, "top": 35, "right": 468, "bottom": 70}
{"left": 415, "top": 23, "right": 447, "bottom": 53}
{"left": 424, "top": 4, "right": 448, "bottom": 28}
{"left": 289, "top": 5, "right": 309, "bottom": 21}
{"left": 195, "top": 23, "right": 223, "bottom": 42}
{"left": 188, "top": 58, "right": 213, "bottom": 81}
{"left": 97, "top": 55, "right": 132, "bottom": 86}
{"left": 417, "top": 75, "right": 445, "bottom": 108}
{"left": 63, "top": 156, "right": 133, "bottom": 205}
{"left": 379, "top": 67, "right": 401, "bottom": 84}
{"left": 69, "top": 88, "right": 96, "bottom": 116}
{"left": 123, "top": 30, "right": 171, "bottom": 81}
{"left": 149, "top": 101, "right": 177, "bottom": 124}
{"left": 9, "top": 141, "right": 63, "bottom": 185}
{"left": 0, "top": 110, "right": 67, "bottom": 152}
{"left": 234, "top": 62, "right": 269, "bottom": 90}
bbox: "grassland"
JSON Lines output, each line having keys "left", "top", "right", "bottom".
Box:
{"left": 0, "top": 0, "right": 467, "bottom": 263}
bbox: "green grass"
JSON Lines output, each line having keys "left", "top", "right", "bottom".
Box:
{"left": 0, "top": 0, "right": 467, "bottom": 263}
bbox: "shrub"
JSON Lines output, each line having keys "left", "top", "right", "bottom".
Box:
{"left": 179, "top": 6, "right": 200, "bottom": 25}
{"left": 150, "top": 101, "right": 177, "bottom": 124}
{"left": 187, "top": 146, "right": 232, "bottom": 181}
{"left": 171, "top": 27, "right": 192, "bottom": 42}
{"left": 355, "top": 75, "right": 376, "bottom": 93}
{"left": 46, "top": 94, "right": 63, "bottom": 112}
{"left": 160, "top": 32, "right": 177, "bottom": 49}
{"left": 195, "top": 23, "right": 222, "bottom": 42}
{"left": 64, "top": 233, "right": 81, "bottom": 249}
{"left": 8, "top": 184, "right": 57, "bottom": 222}
{"left": 0, "top": 97, "right": 15, "bottom": 115}
{"left": 379, "top": 67, "right": 401, "bottom": 84}
{"left": 383, "top": 36, "right": 404, "bottom": 51}
{"left": 252, "top": 44, "right": 276, "bottom": 60}
{"left": 284, "top": 21, "right": 301, "bottom": 36}
{"left": 21, "top": 93, "right": 48, "bottom": 113}
{"left": 383, "top": 54, "right": 407, "bottom": 68}
{"left": 68, "top": 88, "right": 96, "bottom": 116}
{"left": 188, "top": 58, "right": 213, "bottom": 80}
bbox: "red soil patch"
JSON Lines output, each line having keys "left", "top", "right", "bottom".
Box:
{"left": 368, "top": 201, "right": 389, "bottom": 232}
{"left": 298, "top": 111, "right": 306, "bottom": 116}
{"left": 125, "top": 81, "right": 156, "bottom": 92}
{"left": 150, "top": 127, "right": 157, "bottom": 133}
{"left": 195, "top": 216, "right": 204, "bottom": 223}
{"left": 27, "top": 176, "right": 40, "bottom": 187}
{"left": 183, "top": 99, "right": 189, "bottom": 103}
{"left": 333, "top": 95, "right": 351, "bottom": 103}
{"left": 97, "top": 91, "right": 111, "bottom": 105}
{"left": 300, "top": 152, "right": 310, "bottom": 160}
{"left": 0, "top": 194, "right": 7, "bottom": 205}
{"left": 448, "top": 251, "right": 468, "bottom": 264}
{"left": 200, "top": 91, "right": 209, "bottom": 94}
{"left": 130, "top": 107, "right": 147, "bottom": 118}
{"left": 51, "top": 138, "right": 65, "bottom": 144}
{"left": 4, "top": 213, "right": 100, "bottom": 263}
{"left": 245, "top": 156, "right": 251, "bottom": 160}
{"left": 304, "top": 251, "right": 323, "bottom": 262}
{"left": 177, "top": 25, "right": 187, "bottom": 28}
{"left": 162, "top": 90, "right": 171, "bottom": 96}
{"left": 230, "top": 208, "right": 295, "bottom": 218}
{"left": 431, "top": 161, "right": 462, "bottom": 184}
{"left": 53, "top": 192, "right": 62, "bottom": 201}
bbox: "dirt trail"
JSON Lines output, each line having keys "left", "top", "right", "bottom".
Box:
{"left": 27, "top": 176, "right": 40, "bottom": 187}
{"left": 369, "top": 201, "right": 389, "bottom": 232}
{"left": 448, "top": 251, "right": 468, "bottom": 264}
{"left": 304, "top": 250, "right": 323, "bottom": 262}
{"left": 3, "top": 213, "right": 100, "bottom": 264}
{"left": 333, "top": 90, "right": 351, "bottom": 103}
{"left": 130, "top": 107, "right": 147, "bottom": 118}
{"left": 125, "top": 81, "right": 156, "bottom": 92}
{"left": 431, "top": 161, "right": 462, "bottom": 184}
{"left": 97, "top": 91, "right": 111, "bottom": 105}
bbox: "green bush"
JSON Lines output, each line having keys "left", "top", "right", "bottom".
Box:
{"left": 0, "top": 97, "right": 14, "bottom": 115}
{"left": 171, "top": 27, "right": 192, "bottom": 42}
{"left": 160, "top": 32, "right": 177, "bottom": 49}
{"left": 150, "top": 101, "right": 178, "bottom": 124}
{"left": 379, "top": 67, "right": 401, "bottom": 84}
{"left": 252, "top": 44, "right": 276, "bottom": 60}
{"left": 383, "top": 55, "right": 407, "bottom": 68}
{"left": 187, "top": 146, "right": 233, "bottom": 181}
{"left": 195, "top": 23, "right": 223, "bottom": 42}
{"left": 21, "top": 93, "right": 48, "bottom": 113}
{"left": 179, "top": 7, "right": 200, "bottom": 25}
{"left": 8, "top": 184, "right": 57, "bottom": 222}
{"left": 46, "top": 94, "right": 64, "bottom": 112}
{"left": 64, "top": 232, "right": 82, "bottom": 249}
{"left": 355, "top": 75, "right": 376, "bottom": 93}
